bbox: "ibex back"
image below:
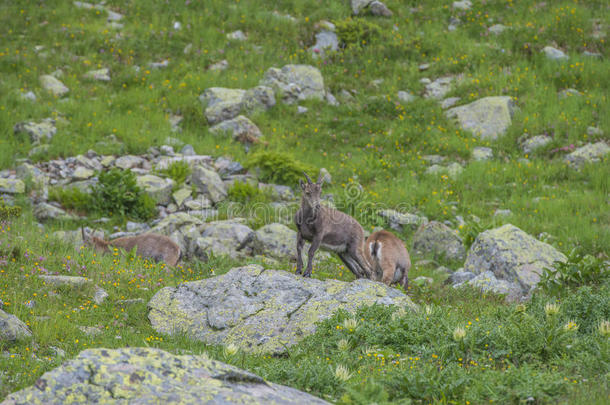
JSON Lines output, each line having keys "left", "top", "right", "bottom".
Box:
{"left": 82, "top": 229, "right": 181, "bottom": 267}
{"left": 295, "top": 172, "right": 372, "bottom": 279}
{"left": 364, "top": 230, "right": 410, "bottom": 289}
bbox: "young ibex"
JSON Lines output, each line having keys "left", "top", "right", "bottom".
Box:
{"left": 82, "top": 228, "right": 181, "bottom": 267}
{"left": 295, "top": 172, "right": 372, "bottom": 279}
{"left": 364, "top": 230, "right": 410, "bottom": 289}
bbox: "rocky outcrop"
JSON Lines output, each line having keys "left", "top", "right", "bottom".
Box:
{"left": 412, "top": 221, "right": 465, "bottom": 261}
{"left": 463, "top": 224, "right": 567, "bottom": 300}
{"left": 260, "top": 64, "right": 325, "bottom": 104}
{"left": 1, "top": 347, "right": 330, "bottom": 405}
{"left": 446, "top": 96, "right": 515, "bottom": 140}
{"left": 148, "top": 265, "right": 416, "bottom": 354}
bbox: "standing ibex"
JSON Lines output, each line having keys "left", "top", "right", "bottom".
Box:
{"left": 82, "top": 228, "right": 181, "bottom": 267}
{"left": 295, "top": 172, "right": 372, "bottom": 279}
{"left": 364, "top": 230, "right": 410, "bottom": 289}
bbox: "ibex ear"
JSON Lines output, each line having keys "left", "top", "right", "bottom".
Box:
{"left": 299, "top": 179, "right": 305, "bottom": 190}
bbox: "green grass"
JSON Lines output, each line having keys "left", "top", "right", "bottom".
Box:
{"left": 0, "top": 0, "right": 609, "bottom": 403}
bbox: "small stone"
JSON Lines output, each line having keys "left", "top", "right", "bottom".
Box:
{"left": 83, "top": 68, "right": 110, "bottom": 82}
{"left": 208, "top": 59, "right": 229, "bottom": 71}
{"left": 369, "top": 1, "right": 393, "bottom": 17}
{"left": 227, "top": 30, "right": 247, "bottom": 41}
{"left": 418, "top": 63, "right": 430, "bottom": 71}
{"left": 72, "top": 167, "right": 94, "bottom": 180}
{"left": 149, "top": 60, "right": 170, "bottom": 69}
{"left": 522, "top": 135, "right": 552, "bottom": 154}
{"left": 494, "top": 209, "right": 512, "bottom": 217}
{"left": 297, "top": 106, "right": 308, "bottom": 114}
{"left": 558, "top": 88, "right": 581, "bottom": 98}
{"left": 472, "top": 147, "right": 493, "bottom": 161}
{"left": 21, "top": 91, "right": 37, "bottom": 101}
{"left": 452, "top": 1, "right": 472, "bottom": 10}
{"left": 114, "top": 155, "right": 144, "bottom": 170}
{"left": 40, "top": 75, "right": 69, "bottom": 97}
{"left": 440, "top": 97, "right": 460, "bottom": 109}
{"left": 543, "top": 46, "right": 568, "bottom": 61}
{"left": 586, "top": 126, "right": 603, "bottom": 136}
{"left": 397, "top": 91, "right": 416, "bottom": 103}
{"left": 488, "top": 24, "right": 508, "bottom": 35}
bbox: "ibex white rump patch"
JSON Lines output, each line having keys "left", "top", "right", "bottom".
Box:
{"left": 364, "top": 230, "right": 410, "bottom": 289}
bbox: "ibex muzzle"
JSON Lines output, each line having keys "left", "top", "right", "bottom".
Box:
{"left": 295, "top": 172, "right": 372, "bottom": 279}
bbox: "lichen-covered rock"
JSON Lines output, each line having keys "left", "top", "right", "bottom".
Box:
{"left": 465, "top": 271, "right": 524, "bottom": 302}
{"left": 378, "top": 209, "right": 428, "bottom": 231}
{"left": 136, "top": 175, "right": 175, "bottom": 205}
{"left": 148, "top": 265, "right": 416, "bottom": 354}
{"left": 13, "top": 118, "right": 57, "bottom": 143}
{"left": 209, "top": 115, "right": 262, "bottom": 144}
{"left": 260, "top": 64, "right": 325, "bottom": 104}
{"left": 33, "top": 203, "right": 74, "bottom": 222}
{"left": 564, "top": 142, "right": 609, "bottom": 169}
{"left": 72, "top": 166, "right": 94, "bottom": 180}
{"left": 199, "top": 87, "right": 246, "bottom": 125}
{"left": 446, "top": 96, "right": 515, "bottom": 140}
{"left": 83, "top": 68, "right": 111, "bottom": 81}
{"left": 40, "top": 74, "right": 69, "bottom": 97}
{"left": 464, "top": 224, "right": 567, "bottom": 299}
{"left": 0, "top": 309, "right": 32, "bottom": 342}
{"left": 1, "top": 347, "right": 330, "bottom": 405}
{"left": 423, "top": 76, "right": 454, "bottom": 99}
{"left": 0, "top": 179, "right": 25, "bottom": 194}
{"left": 242, "top": 85, "right": 276, "bottom": 113}
{"left": 191, "top": 165, "right": 227, "bottom": 203}
{"left": 413, "top": 221, "right": 465, "bottom": 261}
{"left": 369, "top": 1, "right": 393, "bottom": 17}
{"left": 152, "top": 212, "right": 204, "bottom": 235}
{"left": 543, "top": 46, "right": 568, "bottom": 61}
{"left": 522, "top": 135, "right": 552, "bottom": 154}
{"left": 472, "top": 146, "right": 493, "bottom": 161}
{"left": 114, "top": 155, "right": 144, "bottom": 170}
{"left": 250, "top": 223, "right": 297, "bottom": 259}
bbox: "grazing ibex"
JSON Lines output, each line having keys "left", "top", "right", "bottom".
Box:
{"left": 82, "top": 228, "right": 181, "bottom": 267}
{"left": 295, "top": 172, "right": 372, "bottom": 279}
{"left": 364, "top": 230, "right": 410, "bottom": 289}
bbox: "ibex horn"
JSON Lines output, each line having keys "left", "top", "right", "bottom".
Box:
{"left": 303, "top": 171, "right": 313, "bottom": 184}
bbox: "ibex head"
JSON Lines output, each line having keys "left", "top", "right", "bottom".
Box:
{"left": 81, "top": 227, "right": 110, "bottom": 253}
{"left": 299, "top": 171, "right": 324, "bottom": 210}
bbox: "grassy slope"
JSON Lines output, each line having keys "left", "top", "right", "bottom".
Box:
{"left": 0, "top": 0, "right": 609, "bottom": 403}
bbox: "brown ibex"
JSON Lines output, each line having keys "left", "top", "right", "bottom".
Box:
{"left": 295, "top": 172, "right": 372, "bottom": 279}
{"left": 82, "top": 228, "right": 181, "bottom": 267}
{"left": 364, "top": 230, "right": 411, "bottom": 289}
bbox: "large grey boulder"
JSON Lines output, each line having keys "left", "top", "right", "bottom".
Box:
{"left": 13, "top": 118, "right": 57, "bottom": 143}
{"left": 191, "top": 165, "right": 227, "bottom": 203}
{"left": 260, "top": 64, "right": 325, "bottom": 104}
{"left": 40, "top": 75, "right": 69, "bottom": 97}
{"left": 564, "top": 142, "right": 609, "bottom": 169}
{"left": 1, "top": 309, "right": 32, "bottom": 342}
{"left": 412, "top": 221, "right": 466, "bottom": 261}
{"left": 199, "top": 87, "right": 246, "bottom": 125}
{"left": 136, "top": 175, "right": 175, "bottom": 205}
{"left": 446, "top": 96, "right": 515, "bottom": 140}
{"left": 209, "top": 115, "right": 262, "bottom": 144}
{"left": 1, "top": 347, "right": 330, "bottom": 405}
{"left": 463, "top": 224, "right": 567, "bottom": 299}
{"left": 148, "top": 265, "right": 417, "bottom": 354}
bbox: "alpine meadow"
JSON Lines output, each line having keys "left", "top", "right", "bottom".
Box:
{"left": 0, "top": 1, "right": 609, "bottom": 404}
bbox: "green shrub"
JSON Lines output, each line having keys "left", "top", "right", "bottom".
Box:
{"left": 539, "top": 248, "right": 609, "bottom": 295}
{"left": 227, "top": 180, "right": 270, "bottom": 203}
{"left": 245, "top": 151, "right": 316, "bottom": 186}
{"left": 156, "top": 161, "right": 191, "bottom": 189}
{"left": 48, "top": 187, "right": 91, "bottom": 213}
{"left": 90, "top": 168, "right": 157, "bottom": 221}
{"left": 0, "top": 197, "right": 21, "bottom": 220}
{"left": 333, "top": 17, "right": 382, "bottom": 47}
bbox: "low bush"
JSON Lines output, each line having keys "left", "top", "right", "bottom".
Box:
{"left": 0, "top": 198, "right": 21, "bottom": 220}
{"left": 156, "top": 161, "right": 191, "bottom": 190}
{"left": 227, "top": 180, "right": 270, "bottom": 203}
{"left": 89, "top": 168, "right": 157, "bottom": 221}
{"left": 48, "top": 187, "right": 91, "bottom": 214}
{"left": 245, "top": 151, "right": 316, "bottom": 186}
{"left": 539, "top": 248, "right": 609, "bottom": 295}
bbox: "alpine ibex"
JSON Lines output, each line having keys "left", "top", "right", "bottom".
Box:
{"left": 295, "top": 172, "right": 372, "bottom": 279}
{"left": 364, "top": 230, "right": 411, "bottom": 289}
{"left": 82, "top": 228, "right": 181, "bottom": 267}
